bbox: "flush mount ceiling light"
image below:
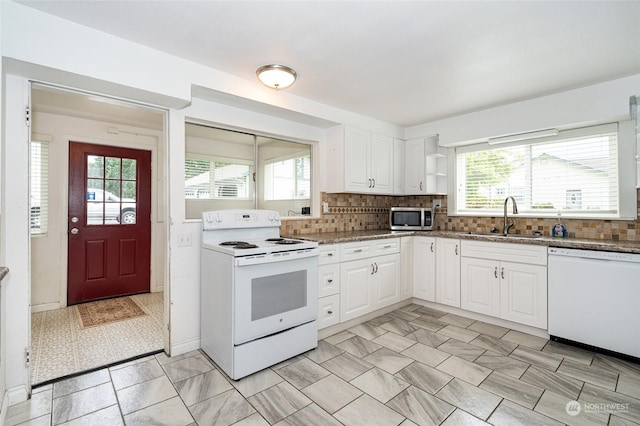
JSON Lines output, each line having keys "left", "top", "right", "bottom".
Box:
{"left": 256, "top": 64, "right": 297, "bottom": 90}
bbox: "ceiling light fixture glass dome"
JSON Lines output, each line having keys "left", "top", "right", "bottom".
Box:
{"left": 256, "top": 64, "right": 297, "bottom": 89}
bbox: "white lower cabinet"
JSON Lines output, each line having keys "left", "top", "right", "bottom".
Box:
{"left": 340, "top": 239, "right": 400, "bottom": 322}
{"left": 461, "top": 241, "right": 548, "bottom": 329}
{"left": 317, "top": 294, "right": 340, "bottom": 329}
{"left": 317, "top": 244, "right": 341, "bottom": 330}
{"left": 413, "top": 236, "right": 436, "bottom": 301}
{"left": 400, "top": 236, "right": 413, "bottom": 299}
{"left": 436, "top": 238, "right": 461, "bottom": 307}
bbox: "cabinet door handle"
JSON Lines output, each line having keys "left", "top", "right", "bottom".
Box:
{"left": 372, "top": 178, "right": 376, "bottom": 187}
{"left": 383, "top": 244, "right": 392, "bottom": 249}
{"left": 455, "top": 245, "right": 458, "bottom": 255}
{"left": 374, "top": 262, "right": 378, "bottom": 273}
{"left": 494, "top": 267, "right": 498, "bottom": 278}
{"left": 368, "top": 178, "right": 373, "bottom": 188}
{"left": 327, "top": 279, "right": 333, "bottom": 283}
{"left": 501, "top": 267, "right": 505, "bottom": 279}
{"left": 420, "top": 181, "right": 423, "bottom": 191}
{"left": 430, "top": 242, "right": 434, "bottom": 252}
{"left": 327, "top": 310, "right": 333, "bottom": 315}
{"left": 354, "top": 249, "right": 363, "bottom": 253}
{"left": 371, "top": 264, "right": 375, "bottom": 274}
{"left": 327, "top": 253, "right": 334, "bottom": 257}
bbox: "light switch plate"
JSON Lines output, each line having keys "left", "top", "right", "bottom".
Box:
{"left": 177, "top": 233, "right": 192, "bottom": 247}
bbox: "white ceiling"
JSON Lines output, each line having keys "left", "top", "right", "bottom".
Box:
{"left": 18, "top": 1, "right": 640, "bottom": 127}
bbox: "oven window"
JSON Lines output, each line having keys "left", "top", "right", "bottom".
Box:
{"left": 251, "top": 271, "right": 307, "bottom": 321}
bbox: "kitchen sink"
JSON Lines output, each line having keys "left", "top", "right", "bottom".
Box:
{"left": 465, "top": 232, "right": 543, "bottom": 239}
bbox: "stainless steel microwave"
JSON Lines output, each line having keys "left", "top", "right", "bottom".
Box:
{"left": 390, "top": 207, "right": 433, "bottom": 231}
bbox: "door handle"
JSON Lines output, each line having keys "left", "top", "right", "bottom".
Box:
{"left": 70, "top": 216, "right": 79, "bottom": 223}
{"left": 70, "top": 228, "right": 79, "bottom": 235}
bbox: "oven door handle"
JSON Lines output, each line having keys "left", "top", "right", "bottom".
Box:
{"left": 235, "top": 248, "right": 319, "bottom": 266}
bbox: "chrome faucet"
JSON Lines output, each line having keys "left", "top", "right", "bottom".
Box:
{"left": 503, "top": 196, "right": 518, "bottom": 235}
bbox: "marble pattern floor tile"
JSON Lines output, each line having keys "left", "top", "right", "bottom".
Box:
{"left": 479, "top": 371, "right": 544, "bottom": 409}
{"left": 438, "top": 324, "right": 480, "bottom": 343}
{"left": 488, "top": 399, "right": 563, "bottom": 426}
{"left": 441, "top": 408, "right": 490, "bottom": 426}
{"left": 437, "top": 339, "right": 485, "bottom": 362}
{"left": 372, "top": 331, "right": 417, "bottom": 352}
{"left": 405, "top": 328, "right": 449, "bottom": 348}
{"left": 350, "top": 367, "right": 410, "bottom": 403}
{"left": 320, "top": 352, "right": 374, "bottom": 381}
{"left": 557, "top": 358, "right": 619, "bottom": 390}
{"left": 534, "top": 390, "right": 610, "bottom": 426}
{"left": 579, "top": 383, "right": 640, "bottom": 424}
{"left": 502, "top": 329, "right": 548, "bottom": 350}
{"left": 301, "top": 374, "right": 362, "bottom": 413}
{"left": 15, "top": 306, "right": 640, "bottom": 426}
{"left": 510, "top": 346, "right": 563, "bottom": 371}
{"left": 520, "top": 365, "right": 584, "bottom": 400}
{"left": 436, "top": 355, "right": 492, "bottom": 386}
{"left": 395, "top": 361, "right": 453, "bottom": 395}
{"left": 248, "top": 382, "right": 311, "bottom": 424}
{"left": 363, "top": 347, "right": 414, "bottom": 374}
{"left": 473, "top": 351, "right": 530, "bottom": 379}
{"left": 466, "top": 321, "right": 509, "bottom": 338}
{"left": 387, "top": 386, "right": 455, "bottom": 426}
{"left": 469, "top": 334, "right": 518, "bottom": 356}
{"left": 436, "top": 378, "right": 502, "bottom": 420}
{"left": 401, "top": 342, "right": 451, "bottom": 367}
{"left": 333, "top": 394, "right": 405, "bottom": 426}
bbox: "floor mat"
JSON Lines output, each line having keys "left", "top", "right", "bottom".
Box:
{"left": 76, "top": 296, "right": 147, "bottom": 328}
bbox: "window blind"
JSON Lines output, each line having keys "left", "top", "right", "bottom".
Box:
{"left": 30, "top": 141, "right": 49, "bottom": 235}
{"left": 456, "top": 123, "right": 620, "bottom": 217}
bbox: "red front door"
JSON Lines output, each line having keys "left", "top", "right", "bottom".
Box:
{"left": 68, "top": 142, "right": 151, "bottom": 305}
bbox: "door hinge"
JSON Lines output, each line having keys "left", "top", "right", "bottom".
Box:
{"left": 25, "top": 106, "right": 31, "bottom": 127}
{"left": 24, "top": 347, "right": 31, "bottom": 367}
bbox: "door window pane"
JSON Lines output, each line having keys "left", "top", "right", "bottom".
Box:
{"left": 86, "top": 155, "right": 137, "bottom": 225}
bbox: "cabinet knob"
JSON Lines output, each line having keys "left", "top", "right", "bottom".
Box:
{"left": 327, "top": 310, "right": 333, "bottom": 315}
{"left": 327, "top": 279, "right": 333, "bottom": 283}
{"left": 327, "top": 253, "right": 333, "bottom": 257}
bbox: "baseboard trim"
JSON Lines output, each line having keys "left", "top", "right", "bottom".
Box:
{"left": 7, "top": 384, "right": 28, "bottom": 406}
{"left": 30, "top": 303, "right": 61, "bottom": 313}
{"left": 0, "top": 390, "right": 8, "bottom": 425}
{"left": 171, "top": 337, "right": 200, "bottom": 357}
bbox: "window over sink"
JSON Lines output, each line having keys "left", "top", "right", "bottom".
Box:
{"left": 453, "top": 122, "right": 637, "bottom": 219}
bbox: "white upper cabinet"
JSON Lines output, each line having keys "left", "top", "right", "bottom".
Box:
{"left": 326, "top": 126, "right": 395, "bottom": 194}
{"left": 404, "top": 135, "right": 447, "bottom": 195}
{"left": 393, "top": 138, "right": 405, "bottom": 195}
{"left": 404, "top": 138, "right": 426, "bottom": 195}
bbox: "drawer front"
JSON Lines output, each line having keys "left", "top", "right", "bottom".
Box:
{"left": 461, "top": 240, "right": 547, "bottom": 265}
{"left": 341, "top": 241, "right": 372, "bottom": 261}
{"left": 318, "top": 294, "right": 340, "bottom": 329}
{"left": 373, "top": 238, "right": 400, "bottom": 255}
{"left": 318, "top": 264, "right": 340, "bottom": 298}
{"left": 318, "top": 244, "right": 341, "bottom": 265}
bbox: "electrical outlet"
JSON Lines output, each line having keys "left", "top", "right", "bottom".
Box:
{"left": 177, "top": 233, "right": 192, "bottom": 247}
{"left": 433, "top": 199, "right": 442, "bottom": 209}
{"left": 322, "top": 202, "right": 329, "bottom": 213}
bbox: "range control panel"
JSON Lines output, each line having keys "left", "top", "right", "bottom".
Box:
{"left": 202, "top": 209, "right": 281, "bottom": 230}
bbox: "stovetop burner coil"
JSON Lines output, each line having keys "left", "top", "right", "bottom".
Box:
{"left": 275, "top": 239, "right": 302, "bottom": 245}
{"left": 220, "top": 241, "right": 250, "bottom": 246}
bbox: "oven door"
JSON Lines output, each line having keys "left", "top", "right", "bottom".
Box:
{"left": 234, "top": 251, "right": 318, "bottom": 345}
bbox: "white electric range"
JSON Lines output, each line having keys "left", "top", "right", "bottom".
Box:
{"left": 200, "top": 209, "right": 319, "bottom": 380}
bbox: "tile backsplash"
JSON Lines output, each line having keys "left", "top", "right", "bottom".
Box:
{"left": 281, "top": 190, "right": 640, "bottom": 242}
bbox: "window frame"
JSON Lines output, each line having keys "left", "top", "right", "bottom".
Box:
{"left": 450, "top": 121, "right": 638, "bottom": 220}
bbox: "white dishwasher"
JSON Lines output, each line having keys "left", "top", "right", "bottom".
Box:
{"left": 548, "top": 247, "right": 640, "bottom": 358}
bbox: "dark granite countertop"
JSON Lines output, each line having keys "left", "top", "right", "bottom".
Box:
{"left": 288, "top": 230, "right": 640, "bottom": 254}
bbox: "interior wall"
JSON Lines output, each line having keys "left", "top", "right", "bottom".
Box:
{"left": 30, "top": 111, "right": 165, "bottom": 311}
